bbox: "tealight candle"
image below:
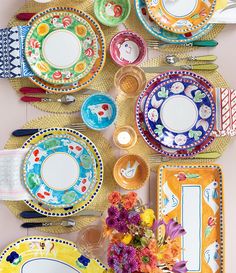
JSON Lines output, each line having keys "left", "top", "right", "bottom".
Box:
{"left": 113, "top": 126, "right": 137, "bottom": 150}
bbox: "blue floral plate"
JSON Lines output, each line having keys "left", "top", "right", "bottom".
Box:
{"left": 144, "top": 77, "right": 216, "bottom": 149}
{"left": 135, "top": 0, "right": 214, "bottom": 44}
{"left": 81, "top": 93, "right": 118, "bottom": 130}
{"left": 23, "top": 134, "right": 97, "bottom": 208}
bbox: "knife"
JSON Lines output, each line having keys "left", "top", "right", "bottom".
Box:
{"left": 142, "top": 63, "right": 218, "bottom": 73}
{"left": 20, "top": 210, "right": 103, "bottom": 219}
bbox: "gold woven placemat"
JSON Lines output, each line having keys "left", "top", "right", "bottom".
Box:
{"left": 4, "top": 114, "right": 118, "bottom": 234}
{"left": 8, "top": 0, "right": 224, "bottom": 114}
{"left": 116, "top": 55, "right": 231, "bottom": 169}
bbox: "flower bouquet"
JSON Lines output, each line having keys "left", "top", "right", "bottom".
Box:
{"left": 104, "top": 192, "right": 187, "bottom": 273}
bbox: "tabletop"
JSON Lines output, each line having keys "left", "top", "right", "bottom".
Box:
{"left": 0, "top": 1, "right": 235, "bottom": 272}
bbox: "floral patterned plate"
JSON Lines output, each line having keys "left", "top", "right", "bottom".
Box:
{"left": 157, "top": 164, "right": 224, "bottom": 273}
{"left": 22, "top": 128, "right": 103, "bottom": 216}
{"left": 25, "top": 11, "right": 98, "bottom": 85}
{"left": 0, "top": 236, "right": 106, "bottom": 272}
{"left": 27, "top": 7, "right": 106, "bottom": 93}
{"left": 135, "top": 0, "right": 213, "bottom": 44}
{"left": 144, "top": 77, "right": 216, "bottom": 149}
{"left": 145, "top": 0, "right": 216, "bottom": 34}
{"left": 23, "top": 134, "right": 97, "bottom": 208}
{"left": 135, "top": 70, "right": 216, "bottom": 158}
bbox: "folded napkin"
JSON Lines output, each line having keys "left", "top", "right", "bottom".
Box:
{"left": 0, "top": 149, "right": 32, "bottom": 200}
{"left": 210, "top": 1, "right": 236, "bottom": 24}
{"left": 213, "top": 88, "right": 236, "bottom": 137}
{"left": 0, "top": 26, "right": 34, "bottom": 78}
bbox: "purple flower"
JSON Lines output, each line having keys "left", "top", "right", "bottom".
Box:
{"left": 172, "top": 261, "right": 188, "bottom": 273}
{"left": 116, "top": 221, "right": 128, "bottom": 233}
{"left": 118, "top": 208, "right": 129, "bottom": 221}
{"left": 165, "top": 219, "right": 186, "bottom": 240}
{"left": 128, "top": 211, "right": 141, "bottom": 225}
{"left": 108, "top": 206, "right": 120, "bottom": 218}
{"left": 106, "top": 217, "right": 118, "bottom": 228}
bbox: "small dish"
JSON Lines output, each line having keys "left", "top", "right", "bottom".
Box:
{"left": 114, "top": 65, "right": 146, "bottom": 97}
{"left": 110, "top": 30, "right": 147, "bottom": 66}
{"left": 94, "top": 0, "right": 131, "bottom": 27}
{"left": 113, "top": 125, "right": 137, "bottom": 149}
{"left": 113, "top": 154, "right": 149, "bottom": 190}
{"left": 81, "top": 93, "right": 118, "bottom": 130}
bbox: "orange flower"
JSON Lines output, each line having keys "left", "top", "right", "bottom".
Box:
{"left": 108, "top": 191, "right": 121, "bottom": 205}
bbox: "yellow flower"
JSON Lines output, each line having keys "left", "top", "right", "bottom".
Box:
{"left": 122, "top": 234, "right": 133, "bottom": 244}
{"left": 140, "top": 209, "right": 155, "bottom": 227}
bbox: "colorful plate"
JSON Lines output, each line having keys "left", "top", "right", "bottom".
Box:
{"left": 81, "top": 93, "right": 118, "bottom": 130}
{"left": 135, "top": 0, "right": 213, "bottom": 44}
{"left": 110, "top": 30, "right": 147, "bottom": 66}
{"left": 145, "top": 0, "right": 216, "bottom": 34}
{"left": 22, "top": 128, "right": 103, "bottom": 217}
{"left": 94, "top": 0, "right": 131, "bottom": 27}
{"left": 27, "top": 7, "right": 106, "bottom": 93}
{"left": 25, "top": 10, "right": 98, "bottom": 85}
{"left": 0, "top": 236, "right": 106, "bottom": 272}
{"left": 23, "top": 134, "right": 97, "bottom": 208}
{"left": 157, "top": 164, "right": 224, "bottom": 273}
{"left": 144, "top": 77, "right": 216, "bottom": 149}
{"left": 135, "top": 70, "right": 216, "bottom": 158}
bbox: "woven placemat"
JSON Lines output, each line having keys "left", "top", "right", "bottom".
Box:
{"left": 4, "top": 114, "right": 118, "bottom": 234}
{"left": 8, "top": 0, "right": 224, "bottom": 114}
{"left": 116, "top": 55, "right": 231, "bottom": 169}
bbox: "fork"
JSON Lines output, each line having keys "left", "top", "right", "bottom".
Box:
{"left": 147, "top": 39, "right": 218, "bottom": 48}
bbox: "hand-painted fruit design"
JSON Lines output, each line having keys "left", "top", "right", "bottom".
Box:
{"left": 88, "top": 103, "right": 113, "bottom": 122}
{"left": 37, "top": 61, "right": 50, "bottom": 73}
{"left": 61, "top": 191, "right": 77, "bottom": 204}
{"left": 74, "top": 172, "right": 92, "bottom": 195}
{"left": 105, "top": 1, "right": 123, "bottom": 17}
{"left": 6, "top": 251, "right": 22, "bottom": 265}
{"left": 170, "top": 82, "right": 185, "bottom": 94}
{"left": 27, "top": 173, "right": 40, "bottom": 189}
{"left": 199, "top": 104, "right": 212, "bottom": 119}
{"left": 85, "top": 48, "right": 95, "bottom": 57}
{"left": 80, "top": 154, "right": 92, "bottom": 169}
{"left": 75, "top": 25, "right": 87, "bottom": 38}
{"left": 148, "top": 108, "right": 158, "bottom": 123}
{"left": 36, "top": 184, "right": 58, "bottom": 203}
{"left": 74, "top": 61, "right": 87, "bottom": 73}
{"left": 174, "top": 134, "right": 187, "bottom": 145}
{"left": 52, "top": 71, "right": 62, "bottom": 80}
{"left": 37, "top": 23, "right": 49, "bottom": 36}
{"left": 76, "top": 255, "right": 90, "bottom": 269}
{"left": 51, "top": 15, "right": 73, "bottom": 28}
{"left": 118, "top": 40, "right": 140, "bottom": 63}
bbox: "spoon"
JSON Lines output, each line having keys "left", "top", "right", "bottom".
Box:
{"left": 21, "top": 219, "right": 76, "bottom": 228}
{"left": 21, "top": 95, "right": 76, "bottom": 105}
{"left": 165, "top": 54, "right": 217, "bottom": 64}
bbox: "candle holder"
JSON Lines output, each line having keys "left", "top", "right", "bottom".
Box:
{"left": 113, "top": 125, "right": 137, "bottom": 149}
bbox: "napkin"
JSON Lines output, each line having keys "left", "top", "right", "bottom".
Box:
{"left": 210, "top": 1, "right": 236, "bottom": 24}
{"left": 0, "top": 148, "right": 32, "bottom": 200}
{"left": 213, "top": 88, "right": 236, "bottom": 137}
{"left": 0, "top": 26, "right": 34, "bottom": 78}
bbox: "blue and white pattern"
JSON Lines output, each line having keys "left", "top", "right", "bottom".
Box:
{"left": 0, "top": 26, "right": 34, "bottom": 78}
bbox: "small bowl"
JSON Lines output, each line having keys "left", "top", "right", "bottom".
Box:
{"left": 94, "top": 0, "right": 131, "bottom": 27}
{"left": 113, "top": 154, "right": 150, "bottom": 190}
{"left": 114, "top": 65, "right": 147, "bottom": 97}
{"left": 113, "top": 126, "right": 138, "bottom": 149}
{"left": 110, "top": 30, "right": 147, "bottom": 66}
{"left": 81, "top": 93, "right": 118, "bottom": 131}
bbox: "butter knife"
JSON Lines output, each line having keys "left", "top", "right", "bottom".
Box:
{"left": 142, "top": 63, "right": 218, "bottom": 73}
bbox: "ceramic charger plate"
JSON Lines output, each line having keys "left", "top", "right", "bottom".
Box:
{"left": 23, "top": 134, "right": 97, "bottom": 208}
{"left": 25, "top": 10, "right": 98, "bottom": 85}
{"left": 145, "top": 0, "right": 216, "bottom": 34}
{"left": 27, "top": 7, "right": 106, "bottom": 93}
{"left": 144, "top": 77, "right": 216, "bottom": 149}
{"left": 135, "top": 0, "right": 213, "bottom": 44}
{"left": 0, "top": 236, "right": 106, "bottom": 273}
{"left": 22, "top": 128, "right": 103, "bottom": 216}
{"left": 135, "top": 70, "right": 216, "bottom": 158}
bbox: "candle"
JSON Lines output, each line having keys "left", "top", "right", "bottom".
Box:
{"left": 117, "top": 131, "right": 131, "bottom": 145}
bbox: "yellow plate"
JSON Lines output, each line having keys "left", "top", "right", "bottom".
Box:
{"left": 157, "top": 164, "right": 224, "bottom": 273}
{"left": 28, "top": 7, "right": 106, "bottom": 93}
{"left": 145, "top": 0, "right": 217, "bottom": 34}
{"left": 0, "top": 236, "right": 106, "bottom": 272}
{"left": 22, "top": 128, "right": 103, "bottom": 217}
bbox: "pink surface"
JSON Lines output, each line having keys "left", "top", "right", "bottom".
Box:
{"left": 0, "top": 1, "right": 235, "bottom": 273}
